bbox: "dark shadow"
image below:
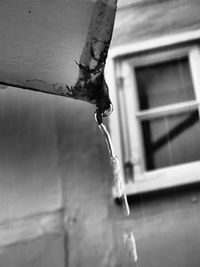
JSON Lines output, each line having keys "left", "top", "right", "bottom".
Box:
{"left": 152, "top": 110, "right": 199, "bottom": 152}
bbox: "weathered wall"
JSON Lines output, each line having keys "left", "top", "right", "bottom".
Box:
{"left": 0, "top": 86, "right": 114, "bottom": 267}
{"left": 0, "top": 87, "right": 65, "bottom": 266}
{"left": 0, "top": 87, "right": 61, "bottom": 220}
{"left": 0, "top": 86, "right": 200, "bottom": 267}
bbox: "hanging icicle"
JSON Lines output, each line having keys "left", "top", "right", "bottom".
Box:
{"left": 95, "top": 108, "right": 130, "bottom": 216}
{"left": 123, "top": 230, "right": 138, "bottom": 264}
{"left": 95, "top": 103, "right": 139, "bottom": 266}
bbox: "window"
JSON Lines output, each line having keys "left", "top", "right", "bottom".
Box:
{"left": 106, "top": 32, "right": 200, "bottom": 195}
{"left": 135, "top": 57, "right": 200, "bottom": 171}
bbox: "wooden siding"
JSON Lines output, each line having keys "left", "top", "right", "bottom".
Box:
{"left": 112, "top": 0, "right": 200, "bottom": 47}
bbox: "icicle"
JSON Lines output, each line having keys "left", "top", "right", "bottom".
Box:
{"left": 110, "top": 155, "right": 130, "bottom": 216}
{"left": 95, "top": 108, "right": 138, "bottom": 266}
{"left": 95, "top": 113, "right": 130, "bottom": 216}
{"left": 123, "top": 230, "right": 138, "bottom": 264}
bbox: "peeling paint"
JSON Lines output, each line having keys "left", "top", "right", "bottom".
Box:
{"left": 46, "top": 0, "right": 117, "bottom": 111}
{"left": 73, "top": 0, "right": 117, "bottom": 111}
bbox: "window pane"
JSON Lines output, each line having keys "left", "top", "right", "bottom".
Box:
{"left": 141, "top": 110, "right": 200, "bottom": 170}
{"left": 135, "top": 57, "right": 195, "bottom": 110}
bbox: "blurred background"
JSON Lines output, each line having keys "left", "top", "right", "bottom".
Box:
{"left": 0, "top": 0, "right": 200, "bottom": 266}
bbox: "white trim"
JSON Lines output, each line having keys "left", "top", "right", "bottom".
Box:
{"left": 105, "top": 59, "right": 126, "bottom": 185}
{"left": 125, "top": 161, "right": 200, "bottom": 195}
{"left": 121, "top": 61, "right": 145, "bottom": 176}
{"left": 118, "top": 87, "right": 130, "bottom": 162}
{"left": 131, "top": 46, "right": 190, "bottom": 67}
{"left": 106, "top": 37, "right": 200, "bottom": 196}
{"left": 189, "top": 47, "right": 200, "bottom": 101}
{"left": 109, "top": 29, "right": 200, "bottom": 58}
{"left": 136, "top": 101, "right": 199, "bottom": 120}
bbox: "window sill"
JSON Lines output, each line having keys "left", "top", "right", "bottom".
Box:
{"left": 117, "top": 161, "right": 200, "bottom": 196}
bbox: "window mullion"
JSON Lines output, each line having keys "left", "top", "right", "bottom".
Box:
{"left": 105, "top": 59, "right": 126, "bottom": 189}
{"left": 189, "top": 46, "right": 200, "bottom": 110}
{"left": 136, "top": 100, "right": 200, "bottom": 120}
{"left": 121, "top": 61, "right": 145, "bottom": 179}
{"left": 117, "top": 77, "right": 131, "bottom": 163}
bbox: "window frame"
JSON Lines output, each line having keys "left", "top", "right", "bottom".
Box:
{"left": 105, "top": 30, "right": 200, "bottom": 196}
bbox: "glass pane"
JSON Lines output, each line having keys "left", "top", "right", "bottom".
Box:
{"left": 141, "top": 110, "right": 200, "bottom": 170}
{"left": 135, "top": 57, "right": 195, "bottom": 110}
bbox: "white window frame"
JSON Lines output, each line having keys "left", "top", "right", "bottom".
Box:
{"left": 105, "top": 29, "right": 200, "bottom": 196}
